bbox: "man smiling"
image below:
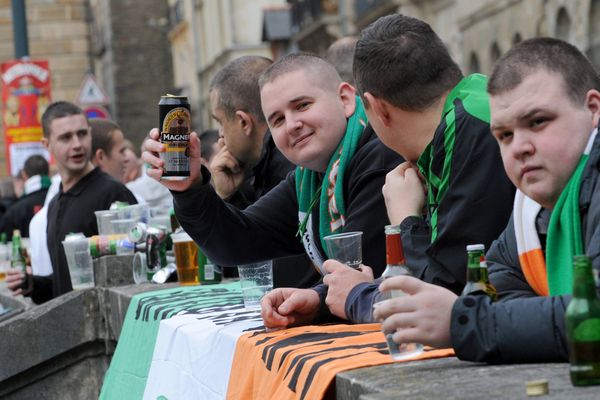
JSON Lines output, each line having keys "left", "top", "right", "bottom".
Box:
{"left": 143, "top": 53, "right": 403, "bottom": 326}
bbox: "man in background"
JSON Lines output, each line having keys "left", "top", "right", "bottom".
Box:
{"left": 6, "top": 101, "right": 136, "bottom": 304}
{"left": 0, "top": 155, "right": 50, "bottom": 239}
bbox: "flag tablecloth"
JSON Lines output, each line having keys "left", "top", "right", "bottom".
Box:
{"left": 100, "top": 282, "right": 453, "bottom": 400}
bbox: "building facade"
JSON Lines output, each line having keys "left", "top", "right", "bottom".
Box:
{"left": 0, "top": 0, "right": 173, "bottom": 178}
{"left": 89, "top": 0, "right": 174, "bottom": 149}
{"left": 167, "top": 0, "right": 286, "bottom": 131}
{"left": 288, "top": 0, "right": 600, "bottom": 75}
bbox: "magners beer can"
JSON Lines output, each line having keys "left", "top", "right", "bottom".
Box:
{"left": 159, "top": 95, "right": 191, "bottom": 180}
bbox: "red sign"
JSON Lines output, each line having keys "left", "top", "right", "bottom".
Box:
{"left": 83, "top": 105, "right": 110, "bottom": 119}
{"left": 1, "top": 60, "right": 52, "bottom": 176}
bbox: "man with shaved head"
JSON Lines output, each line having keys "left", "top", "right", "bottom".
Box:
{"left": 143, "top": 53, "right": 403, "bottom": 325}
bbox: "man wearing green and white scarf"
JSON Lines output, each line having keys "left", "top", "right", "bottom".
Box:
{"left": 144, "top": 53, "right": 403, "bottom": 328}
{"left": 373, "top": 38, "right": 600, "bottom": 363}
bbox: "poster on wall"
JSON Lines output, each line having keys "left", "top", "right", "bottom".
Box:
{"left": 1, "top": 59, "right": 52, "bottom": 176}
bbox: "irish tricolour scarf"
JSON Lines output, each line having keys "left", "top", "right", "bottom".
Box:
{"left": 295, "top": 97, "right": 367, "bottom": 274}
{"left": 514, "top": 128, "right": 597, "bottom": 296}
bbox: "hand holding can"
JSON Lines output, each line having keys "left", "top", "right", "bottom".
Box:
{"left": 159, "top": 95, "right": 191, "bottom": 180}
{"left": 142, "top": 96, "right": 203, "bottom": 191}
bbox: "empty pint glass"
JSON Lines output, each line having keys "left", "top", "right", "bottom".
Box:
{"left": 171, "top": 230, "right": 199, "bottom": 286}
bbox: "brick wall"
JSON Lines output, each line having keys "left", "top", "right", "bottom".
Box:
{"left": 0, "top": 0, "right": 91, "bottom": 177}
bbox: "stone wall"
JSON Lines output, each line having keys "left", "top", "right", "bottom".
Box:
{"left": 105, "top": 0, "right": 174, "bottom": 149}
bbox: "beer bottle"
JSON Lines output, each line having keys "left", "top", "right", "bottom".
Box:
{"left": 382, "top": 224, "right": 410, "bottom": 279}
{"left": 11, "top": 229, "right": 25, "bottom": 271}
{"left": 11, "top": 230, "right": 32, "bottom": 294}
{"left": 462, "top": 244, "right": 497, "bottom": 300}
{"left": 477, "top": 245, "right": 497, "bottom": 301}
{"left": 0, "top": 232, "right": 8, "bottom": 281}
{"left": 198, "top": 251, "right": 222, "bottom": 285}
{"left": 566, "top": 255, "right": 600, "bottom": 386}
{"left": 169, "top": 207, "right": 180, "bottom": 233}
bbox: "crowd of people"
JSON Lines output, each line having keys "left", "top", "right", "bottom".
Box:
{"left": 3, "top": 12, "right": 600, "bottom": 368}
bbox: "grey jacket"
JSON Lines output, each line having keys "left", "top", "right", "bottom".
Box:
{"left": 450, "top": 130, "right": 600, "bottom": 363}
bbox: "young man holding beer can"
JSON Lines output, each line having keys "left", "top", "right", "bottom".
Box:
{"left": 143, "top": 53, "right": 403, "bottom": 325}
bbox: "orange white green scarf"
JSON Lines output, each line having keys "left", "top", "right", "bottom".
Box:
{"left": 514, "top": 128, "right": 597, "bottom": 296}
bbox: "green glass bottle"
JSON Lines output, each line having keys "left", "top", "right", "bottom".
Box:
{"left": 461, "top": 244, "right": 497, "bottom": 301}
{"left": 0, "top": 232, "right": 8, "bottom": 282}
{"left": 198, "top": 250, "right": 222, "bottom": 285}
{"left": 11, "top": 229, "right": 31, "bottom": 293}
{"left": 566, "top": 255, "right": 600, "bottom": 386}
{"left": 11, "top": 229, "right": 25, "bottom": 271}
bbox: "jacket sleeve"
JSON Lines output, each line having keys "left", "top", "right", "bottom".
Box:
{"left": 451, "top": 294, "right": 569, "bottom": 363}
{"left": 173, "top": 166, "right": 304, "bottom": 266}
{"left": 402, "top": 114, "right": 515, "bottom": 295}
{"left": 321, "top": 131, "right": 404, "bottom": 323}
{"left": 344, "top": 281, "right": 380, "bottom": 323}
{"left": 29, "top": 275, "right": 53, "bottom": 305}
{"left": 450, "top": 219, "right": 569, "bottom": 362}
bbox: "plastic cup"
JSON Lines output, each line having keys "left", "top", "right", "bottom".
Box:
{"left": 323, "top": 231, "right": 363, "bottom": 269}
{"left": 372, "top": 290, "right": 423, "bottom": 361}
{"left": 132, "top": 252, "right": 148, "bottom": 283}
{"left": 95, "top": 210, "right": 119, "bottom": 235}
{"left": 111, "top": 218, "right": 136, "bottom": 235}
{"left": 237, "top": 260, "right": 273, "bottom": 309}
{"left": 62, "top": 233, "right": 94, "bottom": 289}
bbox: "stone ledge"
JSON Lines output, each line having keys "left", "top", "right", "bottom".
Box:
{"left": 0, "top": 289, "right": 100, "bottom": 381}
{"left": 337, "top": 357, "right": 599, "bottom": 400}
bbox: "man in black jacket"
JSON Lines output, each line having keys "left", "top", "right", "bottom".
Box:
{"left": 208, "top": 56, "right": 316, "bottom": 287}
{"left": 143, "top": 53, "right": 403, "bottom": 327}
{"left": 373, "top": 38, "right": 600, "bottom": 363}
{"left": 0, "top": 155, "right": 50, "bottom": 239}
{"left": 325, "top": 14, "right": 514, "bottom": 322}
{"left": 208, "top": 56, "right": 293, "bottom": 210}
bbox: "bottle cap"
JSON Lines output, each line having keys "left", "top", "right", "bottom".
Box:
{"left": 466, "top": 244, "right": 485, "bottom": 251}
{"left": 525, "top": 379, "right": 549, "bottom": 396}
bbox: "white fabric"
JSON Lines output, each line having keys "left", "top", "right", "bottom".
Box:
{"left": 29, "top": 174, "right": 61, "bottom": 276}
{"left": 513, "top": 189, "right": 543, "bottom": 259}
{"left": 126, "top": 165, "right": 173, "bottom": 209}
{"left": 143, "top": 305, "right": 263, "bottom": 400}
{"left": 23, "top": 175, "right": 44, "bottom": 196}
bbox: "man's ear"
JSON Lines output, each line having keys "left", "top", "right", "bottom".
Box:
{"left": 586, "top": 89, "right": 600, "bottom": 127}
{"left": 236, "top": 110, "right": 254, "bottom": 137}
{"left": 338, "top": 82, "right": 357, "bottom": 118}
{"left": 364, "top": 92, "right": 392, "bottom": 127}
{"left": 93, "top": 148, "right": 105, "bottom": 164}
{"left": 41, "top": 137, "right": 49, "bottom": 150}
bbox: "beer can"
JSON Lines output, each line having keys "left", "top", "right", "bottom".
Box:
{"left": 159, "top": 95, "right": 191, "bottom": 180}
